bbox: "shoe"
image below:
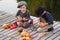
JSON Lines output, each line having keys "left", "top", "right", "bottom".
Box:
{"left": 48, "top": 27, "right": 54, "bottom": 32}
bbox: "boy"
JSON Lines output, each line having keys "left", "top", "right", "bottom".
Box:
{"left": 35, "top": 6, "right": 54, "bottom": 38}
{"left": 16, "top": 1, "right": 31, "bottom": 32}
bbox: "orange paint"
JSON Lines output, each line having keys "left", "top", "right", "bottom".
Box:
{"left": 21, "top": 29, "right": 31, "bottom": 38}
{"left": 38, "top": 22, "right": 45, "bottom": 28}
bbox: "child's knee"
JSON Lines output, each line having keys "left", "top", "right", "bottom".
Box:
{"left": 37, "top": 28, "right": 43, "bottom": 32}
{"left": 23, "top": 22, "right": 30, "bottom": 28}
{"left": 17, "top": 22, "right": 23, "bottom": 27}
{"left": 17, "top": 22, "right": 20, "bottom": 24}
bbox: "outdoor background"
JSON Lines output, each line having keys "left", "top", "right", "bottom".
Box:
{"left": 17, "top": 0, "right": 60, "bottom": 21}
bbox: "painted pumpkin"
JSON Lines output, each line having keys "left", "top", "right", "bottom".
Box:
{"left": 19, "top": 37, "right": 30, "bottom": 40}
{"left": 21, "top": 29, "right": 31, "bottom": 38}
{"left": 38, "top": 22, "right": 45, "bottom": 28}
{"left": 7, "top": 22, "right": 12, "bottom": 27}
{"left": 22, "top": 37, "right": 30, "bottom": 40}
{"left": 2, "top": 24, "right": 9, "bottom": 29}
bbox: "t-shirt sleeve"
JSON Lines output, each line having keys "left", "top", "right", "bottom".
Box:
{"left": 46, "top": 13, "right": 54, "bottom": 25}
{"left": 16, "top": 10, "right": 20, "bottom": 17}
{"left": 26, "top": 10, "right": 31, "bottom": 20}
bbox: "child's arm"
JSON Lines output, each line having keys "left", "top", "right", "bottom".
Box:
{"left": 16, "top": 10, "right": 23, "bottom": 22}
{"left": 25, "top": 10, "right": 31, "bottom": 20}
{"left": 46, "top": 13, "right": 53, "bottom": 25}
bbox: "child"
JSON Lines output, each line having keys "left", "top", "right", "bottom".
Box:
{"left": 16, "top": 1, "right": 31, "bottom": 32}
{"left": 35, "top": 6, "right": 54, "bottom": 37}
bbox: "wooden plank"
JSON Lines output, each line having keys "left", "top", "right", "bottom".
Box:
{"left": 33, "top": 23, "right": 57, "bottom": 40}
{"left": 46, "top": 28, "right": 60, "bottom": 40}
{"left": 0, "top": 13, "right": 15, "bottom": 20}
{"left": 22, "top": 19, "right": 60, "bottom": 40}
{"left": 0, "top": 18, "right": 16, "bottom": 26}
{"left": 0, "top": 12, "right": 60, "bottom": 40}
{"left": 0, "top": 16, "right": 38, "bottom": 39}
{"left": 0, "top": 12, "right": 8, "bottom": 16}
{"left": 0, "top": 17, "right": 16, "bottom": 25}
{"left": 0, "top": 28, "right": 18, "bottom": 40}
{"left": 2, "top": 30, "right": 18, "bottom": 40}
{"left": 33, "top": 22, "right": 60, "bottom": 40}
{"left": 54, "top": 35, "right": 60, "bottom": 40}
{"left": 0, "top": 18, "right": 16, "bottom": 33}
{"left": 45, "top": 24, "right": 60, "bottom": 40}
{"left": 0, "top": 11, "right": 7, "bottom": 16}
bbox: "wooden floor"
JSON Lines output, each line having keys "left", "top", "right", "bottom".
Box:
{"left": 0, "top": 11, "right": 60, "bottom": 40}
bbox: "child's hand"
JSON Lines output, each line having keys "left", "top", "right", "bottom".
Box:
{"left": 23, "top": 18, "right": 28, "bottom": 21}
{"left": 17, "top": 16, "right": 23, "bottom": 22}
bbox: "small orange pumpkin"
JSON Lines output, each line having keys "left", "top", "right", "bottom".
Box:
{"left": 21, "top": 29, "right": 31, "bottom": 38}
{"left": 2, "top": 22, "right": 12, "bottom": 29}
{"left": 7, "top": 22, "right": 12, "bottom": 27}
{"left": 2, "top": 24, "right": 9, "bottom": 29}
{"left": 19, "top": 37, "right": 30, "bottom": 40}
{"left": 23, "top": 37, "right": 30, "bottom": 40}
{"left": 38, "top": 22, "right": 45, "bottom": 28}
{"left": 23, "top": 29, "right": 27, "bottom": 32}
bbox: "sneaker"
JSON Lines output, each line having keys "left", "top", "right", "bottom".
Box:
{"left": 48, "top": 27, "right": 54, "bottom": 32}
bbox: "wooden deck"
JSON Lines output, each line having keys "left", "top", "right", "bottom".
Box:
{"left": 0, "top": 11, "right": 60, "bottom": 40}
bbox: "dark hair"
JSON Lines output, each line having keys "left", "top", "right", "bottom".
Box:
{"left": 17, "top": 5, "right": 24, "bottom": 8}
{"left": 35, "top": 6, "right": 46, "bottom": 17}
{"left": 17, "top": 1, "right": 27, "bottom": 8}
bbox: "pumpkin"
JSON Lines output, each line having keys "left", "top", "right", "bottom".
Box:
{"left": 38, "top": 22, "right": 45, "bottom": 28}
{"left": 21, "top": 29, "right": 31, "bottom": 38}
{"left": 22, "top": 29, "right": 27, "bottom": 32}
{"left": 7, "top": 22, "right": 12, "bottom": 27}
{"left": 22, "top": 37, "right": 30, "bottom": 40}
{"left": 2, "top": 22, "right": 13, "bottom": 29}
{"left": 19, "top": 37, "right": 30, "bottom": 40}
{"left": 2, "top": 24, "right": 9, "bottom": 29}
